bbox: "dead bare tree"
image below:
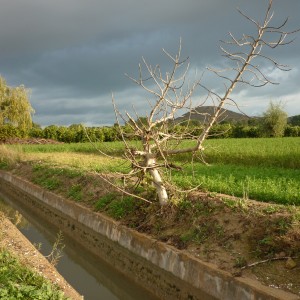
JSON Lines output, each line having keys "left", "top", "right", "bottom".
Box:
{"left": 112, "top": 0, "right": 299, "bottom": 206}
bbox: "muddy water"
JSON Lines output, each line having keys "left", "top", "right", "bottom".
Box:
{"left": 0, "top": 196, "right": 158, "bottom": 300}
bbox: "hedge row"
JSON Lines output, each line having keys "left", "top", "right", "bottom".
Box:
{"left": 1, "top": 123, "right": 299, "bottom": 143}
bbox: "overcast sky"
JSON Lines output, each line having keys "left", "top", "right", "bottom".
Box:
{"left": 0, "top": 0, "right": 299, "bottom": 126}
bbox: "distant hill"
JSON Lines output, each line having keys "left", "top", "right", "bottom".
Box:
{"left": 288, "top": 115, "right": 300, "bottom": 126}
{"left": 175, "top": 106, "right": 252, "bottom": 124}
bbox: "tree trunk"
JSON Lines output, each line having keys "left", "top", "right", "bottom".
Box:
{"left": 146, "top": 156, "right": 168, "bottom": 205}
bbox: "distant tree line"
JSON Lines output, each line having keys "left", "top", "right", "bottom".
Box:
{"left": 1, "top": 120, "right": 299, "bottom": 143}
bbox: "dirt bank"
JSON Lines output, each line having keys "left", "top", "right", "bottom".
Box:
{"left": 0, "top": 212, "right": 82, "bottom": 300}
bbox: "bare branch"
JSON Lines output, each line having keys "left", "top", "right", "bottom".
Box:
{"left": 95, "top": 172, "right": 153, "bottom": 204}
{"left": 240, "top": 256, "right": 299, "bottom": 271}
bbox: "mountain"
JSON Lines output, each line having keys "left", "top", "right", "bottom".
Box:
{"left": 175, "top": 106, "right": 252, "bottom": 124}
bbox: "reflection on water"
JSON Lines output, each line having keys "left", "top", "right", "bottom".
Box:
{"left": 0, "top": 200, "right": 28, "bottom": 228}
{"left": 0, "top": 196, "right": 158, "bottom": 300}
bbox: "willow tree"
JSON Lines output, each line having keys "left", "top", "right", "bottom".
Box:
{"left": 112, "top": 0, "right": 299, "bottom": 205}
{"left": 0, "top": 76, "right": 34, "bottom": 132}
{"left": 262, "top": 101, "right": 288, "bottom": 137}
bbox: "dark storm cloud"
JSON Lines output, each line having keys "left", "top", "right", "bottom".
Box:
{"left": 0, "top": 0, "right": 299, "bottom": 126}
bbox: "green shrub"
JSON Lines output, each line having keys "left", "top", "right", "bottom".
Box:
{"left": 284, "top": 125, "right": 300, "bottom": 137}
{"left": 0, "top": 124, "right": 25, "bottom": 140}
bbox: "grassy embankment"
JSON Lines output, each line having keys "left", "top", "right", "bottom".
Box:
{"left": 1, "top": 137, "right": 300, "bottom": 295}
{"left": 3, "top": 137, "right": 299, "bottom": 205}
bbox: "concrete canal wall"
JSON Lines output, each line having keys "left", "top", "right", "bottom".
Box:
{"left": 0, "top": 170, "right": 298, "bottom": 300}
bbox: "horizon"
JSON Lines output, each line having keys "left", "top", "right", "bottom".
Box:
{"left": 32, "top": 105, "right": 299, "bottom": 128}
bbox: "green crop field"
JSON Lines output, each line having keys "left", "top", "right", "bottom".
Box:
{"left": 5, "top": 137, "right": 300, "bottom": 205}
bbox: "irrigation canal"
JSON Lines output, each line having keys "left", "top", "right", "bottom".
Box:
{"left": 0, "top": 195, "right": 159, "bottom": 300}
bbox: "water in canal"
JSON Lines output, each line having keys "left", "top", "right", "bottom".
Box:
{"left": 0, "top": 195, "right": 158, "bottom": 300}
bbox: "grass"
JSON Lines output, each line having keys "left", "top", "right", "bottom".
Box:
{"left": 201, "top": 137, "right": 300, "bottom": 169}
{"left": 3, "top": 137, "right": 300, "bottom": 205}
{"left": 95, "top": 193, "right": 138, "bottom": 220}
{"left": 171, "top": 137, "right": 299, "bottom": 205}
{"left": 0, "top": 249, "right": 68, "bottom": 299}
{"left": 172, "top": 163, "right": 300, "bottom": 205}
{"left": 67, "top": 184, "right": 83, "bottom": 201}
{"left": 0, "top": 144, "right": 23, "bottom": 169}
{"left": 31, "top": 165, "right": 63, "bottom": 191}
{"left": 11, "top": 141, "right": 127, "bottom": 156}
{"left": 26, "top": 152, "right": 128, "bottom": 174}
{"left": 11, "top": 137, "right": 299, "bottom": 168}
{"left": 94, "top": 193, "right": 116, "bottom": 210}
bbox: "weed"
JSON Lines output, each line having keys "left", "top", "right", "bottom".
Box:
{"left": 208, "top": 192, "right": 217, "bottom": 197}
{"left": 259, "top": 236, "right": 273, "bottom": 246}
{"left": 67, "top": 184, "right": 82, "bottom": 201}
{"left": 254, "top": 235, "right": 275, "bottom": 256}
{"left": 180, "top": 230, "right": 197, "bottom": 243}
{"left": 237, "top": 199, "right": 248, "bottom": 212}
{"left": 0, "top": 249, "right": 68, "bottom": 299}
{"left": 13, "top": 211, "right": 22, "bottom": 226}
{"left": 33, "top": 177, "right": 61, "bottom": 190}
{"left": 0, "top": 145, "right": 22, "bottom": 169}
{"left": 263, "top": 205, "right": 282, "bottom": 214}
{"left": 87, "top": 191, "right": 94, "bottom": 197}
{"left": 275, "top": 217, "right": 291, "bottom": 234}
{"left": 293, "top": 212, "right": 300, "bottom": 222}
{"left": 95, "top": 193, "right": 137, "bottom": 219}
{"left": 33, "top": 163, "right": 43, "bottom": 171}
{"left": 94, "top": 193, "right": 116, "bottom": 211}
{"left": 32, "top": 164, "right": 84, "bottom": 194}
{"left": 177, "top": 199, "right": 192, "bottom": 211}
{"left": 242, "top": 178, "right": 250, "bottom": 201}
{"left": 107, "top": 196, "right": 136, "bottom": 219}
{"left": 63, "top": 168, "right": 83, "bottom": 179}
{"left": 234, "top": 256, "right": 247, "bottom": 268}
{"left": 195, "top": 201, "right": 216, "bottom": 217}
{"left": 223, "top": 198, "right": 237, "bottom": 209}
{"left": 154, "top": 222, "right": 162, "bottom": 233}
{"left": 45, "top": 231, "right": 65, "bottom": 267}
{"left": 181, "top": 225, "right": 210, "bottom": 244}
{"left": 215, "top": 224, "right": 225, "bottom": 238}
{"left": 0, "top": 161, "right": 8, "bottom": 169}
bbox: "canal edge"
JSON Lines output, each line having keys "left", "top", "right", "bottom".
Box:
{"left": 0, "top": 204, "right": 83, "bottom": 300}
{"left": 0, "top": 170, "right": 299, "bottom": 300}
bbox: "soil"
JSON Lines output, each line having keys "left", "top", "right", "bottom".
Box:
{"left": 7, "top": 160, "right": 300, "bottom": 298}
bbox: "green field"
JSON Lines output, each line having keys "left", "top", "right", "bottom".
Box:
{"left": 5, "top": 137, "right": 300, "bottom": 205}
{"left": 172, "top": 138, "right": 300, "bottom": 205}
